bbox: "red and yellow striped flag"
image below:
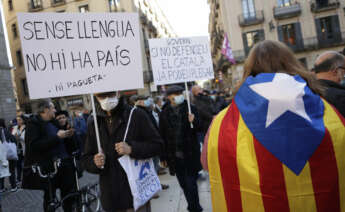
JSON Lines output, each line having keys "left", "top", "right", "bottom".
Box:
{"left": 203, "top": 73, "right": 345, "bottom": 212}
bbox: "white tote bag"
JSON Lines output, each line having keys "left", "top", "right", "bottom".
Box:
{"left": 1, "top": 128, "right": 18, "bottom": 161}
{"left": 118, "top": 107, "right": 162, "bottom": 211}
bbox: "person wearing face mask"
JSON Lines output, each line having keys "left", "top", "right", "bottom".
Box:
{"left": 135, "top": 96, "right": 158, "bottom": 130}
{"left": 313, "top": 51, "right": 345, "bottom": 117}
{"left": 159, "top": 85, "right": 203, "bottom": 212}
{"left": 81, "top": 91, "right": 163, "bottom": 212}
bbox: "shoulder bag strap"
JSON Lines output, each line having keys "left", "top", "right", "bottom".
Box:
{"left": 123, "top": 107, "right": 136, "bottom": 143}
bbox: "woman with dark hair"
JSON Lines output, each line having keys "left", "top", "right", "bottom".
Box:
{"left": 202, "top": 40, "right": 345, "bottom": 211}
{"left": 0, "top": 119, "right": 18, "bottom": 192}
{"left": 12, "top": 115, "right": 27, "bottom": 185}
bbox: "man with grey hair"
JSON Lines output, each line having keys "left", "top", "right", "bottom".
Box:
{"left": 313, "top": 51, "right": 345, "bottom": 117}
{"left": 23, "top": 99, "right": 77, "bottom": 212}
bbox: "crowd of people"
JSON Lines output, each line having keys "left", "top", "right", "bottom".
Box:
{"left": 0, "top": 40, "right": 344, "bottom": 212}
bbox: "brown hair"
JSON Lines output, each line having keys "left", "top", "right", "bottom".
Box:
{"left": 235, "top": 40, "right": 324, "bottom": 96}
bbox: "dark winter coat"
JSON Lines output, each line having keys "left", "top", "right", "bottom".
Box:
{"left": 136, "top": 105, "right": 159, "bottom": 130}
{"left": 193, "top": 94, "right": 216, "bottom": 134}
{"left": 215, "top": 96, "right": 229, "bottom": 113}
{"left": 159, "top": 101, "right": 202, "bottom": 176}
{"left": 22, "top": 115, "right": 65, "bottom": 190}
{"left": 81, "top": 97, "right": 163, "bottom": 211}
{"left": 319, "top": 79, "right": 345, "bottom": 118}
{"left": 0, "top": 127, "right": 16, "bottom": 144}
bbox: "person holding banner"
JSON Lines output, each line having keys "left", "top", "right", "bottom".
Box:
{"left": 81, "top": 91, "right": 163, "bottom": 212}
{"left": 159, "top": 85, "right": 203, "bottom": 212}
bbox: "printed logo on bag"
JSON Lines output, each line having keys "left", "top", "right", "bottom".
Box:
{"left": 135, "top": 160, "right": 151, "bottom": 180}
{"left": 134, "top": 160, "right": 161, "bottom": 205}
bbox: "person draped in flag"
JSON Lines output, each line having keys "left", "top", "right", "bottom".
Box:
{"left": 201, "top": 40, "right": 345, "bottom": 212}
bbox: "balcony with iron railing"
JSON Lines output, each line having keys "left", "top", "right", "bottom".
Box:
{"left": 51, "top": 0, "right": 65, "bottom": 7}
{"left": 28, "top": 0, "right": 43, "bottom": 12}
{"left": 274, "top": 2, "right": 302, "bottom": 20}
{"left": 232, "top": 31, "right": 345, "bottom": 63}
{"left": 310, "top": 0, "right": 340, "bottom": 13}
{"left": 238, "top": 10, "right": 264, "bottom": 27}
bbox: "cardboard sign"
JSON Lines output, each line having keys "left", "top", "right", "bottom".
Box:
{"left": 17, "top": 13, "right": 144, "bottom": 99}
{"left": 149, "top": 37, "right": 214, "bottom": 85}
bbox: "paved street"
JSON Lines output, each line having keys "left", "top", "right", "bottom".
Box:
{"left": 1, "top": 171, "right": 212, "bottom": 212}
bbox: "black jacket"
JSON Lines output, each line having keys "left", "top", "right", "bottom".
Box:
{"left": 159, "top": 101, "right": 202, "bottom": 175}
{"left": 136, "top": 105, "right": 159, "bottom": 130}
{"left": 0, "top": 127, "right": 16, "bottom": 144}
{"left": 319, "top": 79, "right": 345, "bottom": 118}
{"left": 215, "top": 96, "right": 228, "bottom": 113}
{"left": 81, "top": 98, "right": 163, "bottom": 211}
{"left": 22, "top": 115, "right": 64, "bottom": 190}
{"left": 193, "top": 94, "right": 216, "bottom": 134}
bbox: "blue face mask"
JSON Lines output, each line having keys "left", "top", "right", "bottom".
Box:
{"left": 174, "top": 95, "right": 185, "bottom": 105}
{"left": 144, "top": 98, "right": 153, "bottom": 107}
{"left": 210, "top": 95, "right": 216, "bottom": 100}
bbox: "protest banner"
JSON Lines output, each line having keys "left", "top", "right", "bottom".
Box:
{"left": 149, "top": 37, "right": 214, "bottom": 127}
{"left": 148, "top": 36, "right": 214, "bottom": 85}
{"left": 17, "top": 12, "right": 144, "bottom": 153}
{"left": 17, "top": 12, "right": 144, "bottom": 99}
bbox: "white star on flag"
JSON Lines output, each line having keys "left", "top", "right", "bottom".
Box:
{"left": 249, "top": 73, "right": 312, "bottom": 128}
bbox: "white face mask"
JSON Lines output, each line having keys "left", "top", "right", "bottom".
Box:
{"left": 99, "top": 97, "right": 119, "bottom": 111}
{"left": 174, "top": 95, "right": 185, "bottom": 105}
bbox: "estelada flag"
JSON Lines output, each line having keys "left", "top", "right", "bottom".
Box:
{"left": 203, "top": 73, "right": 345, "bottom": 212}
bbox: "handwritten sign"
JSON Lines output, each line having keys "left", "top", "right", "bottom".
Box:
{"left": 17, "top": 13, "right": 144, "bottom": 99}
{"left": 149, "top": 37, "right": 214, "bottom": 85}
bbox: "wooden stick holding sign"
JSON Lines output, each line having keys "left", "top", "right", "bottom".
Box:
{"left": 184, "top": 82, "right": 194, "bottom": 129}
{"left": 90, "top": 94, "right": 103, "bottom": 168}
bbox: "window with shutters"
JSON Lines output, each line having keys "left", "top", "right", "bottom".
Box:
{"left": 11, "top": 23, "right": 17, "bottom": 39}
{"left": 246, "top": 31, "right": 261, "bottom": 48}
{"left": 242, "top": 0, "right": 256, "bottom": 19}
{"left": 79, "top": 5, "right": 89, "bottom": 13}
{"left": 282, "top": 24, "right": 296, "bottom": 45}
{"left": 315, "top": 15, "right": 342, "bottom": 47}
{"left": 16, "top": 50, "right": 23, "bottom": 66}
{"left": 30, "top": 0, "right": 42, "bottom": 9}
{"left": 8, "top": 0, "right": 13, "bottom": 10}
{"left": 320, "top": 17, "right": 334, "bottom": 40}
{"left": 22, "top": 79, "right": 28, "bottom": 96}
{"left": 316, "top": 0, "right": 329, "bottom": 8}
{"left": 277, "top": 0, "right": 291, "bottom": 7}
{"left": 278, "top": 22, "right": 303, "bottom": 52}
{"left": 243, "top": 30, "right": 265, "bottom": 55}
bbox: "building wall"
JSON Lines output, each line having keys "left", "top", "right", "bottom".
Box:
{"left": 209, "top": 0, "right": 345, "bottom": 91}
{"left": 3, "top": 0, "right": 176, "bottom": 113}
{"left": 0, "top": 1, "right": 16, "bottom": 123}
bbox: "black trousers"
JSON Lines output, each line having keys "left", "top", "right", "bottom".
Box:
{"left": 0, "top": 160, "right": 17, "bottom": 189}
{"left": 43, "top": 160, "right": 77, "bottom": 212}
{"left": 16, "top": 153, "right": 24, "bottom": 182}
{"left": 175, "top": 159, "right": 203, "bottom": 212}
